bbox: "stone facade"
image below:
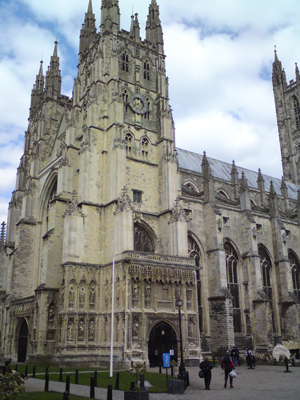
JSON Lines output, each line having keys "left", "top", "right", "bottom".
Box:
{"left": 0, "top": 0, "right": 300, "bottom": 366}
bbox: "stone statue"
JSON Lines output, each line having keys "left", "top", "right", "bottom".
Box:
{"left": 69, "top": 289, "right": 74, "bottom": 308}
{"left": 79, "top": 287, "right": 85, "bottom": 308}
{"left": 78, "top": 319, "right": 84, "bottom": 341}
{"left": 89, "top": 287, "right": 95, "bottom": 308}
{"left": 89, "top": 319, "right": 95, "bottom": 341}
{"left": 48, "top": 304, "right": 55, "bottom": 328}
{"left": 67, "top": 320, "right": 73, "bottom": 341}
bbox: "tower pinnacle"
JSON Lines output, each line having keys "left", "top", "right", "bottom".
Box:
{"left": 80, "top": 0, "right": 97, "bottom": 57}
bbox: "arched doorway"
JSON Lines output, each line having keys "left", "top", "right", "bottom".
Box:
{"left": 148, "top": 322, "right": 178, "bottom": 367}
{"left": 18, "top": 320, "right": 28, "bottom": 363}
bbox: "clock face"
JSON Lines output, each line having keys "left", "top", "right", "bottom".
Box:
{"left": 128, "top": 94, "right": 148, "bottom": 115}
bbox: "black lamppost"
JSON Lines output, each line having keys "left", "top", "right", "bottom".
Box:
{"left": 176, "top": 298, "right": 186, "bottom": 380}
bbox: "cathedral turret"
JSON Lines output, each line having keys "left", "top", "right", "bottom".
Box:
{"left": 30, "top": 60, "right": 44, "bottom": 111}
{"left": 100, "top": 0, "right": 120, "bottom": 35}
{"left": 45, "top": 41, "right": 62, "bottom": 99}
{"left": 130, "top": 13, "right": 140, "bottom": 40}
{"left": 146, "top": 0, "right": 163, "bottom": 51}
{"left": 80, "top": 0, "right": 97, "bottom": 59}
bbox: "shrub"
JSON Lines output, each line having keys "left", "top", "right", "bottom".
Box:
{"left": 0, "top": 373, "right": 27, "bottom": 400}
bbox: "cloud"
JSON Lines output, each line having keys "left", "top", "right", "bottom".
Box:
{"left": 1, "top": 0, "right": 300, "bottom": 226}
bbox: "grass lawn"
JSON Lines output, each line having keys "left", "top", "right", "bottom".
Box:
{"left": 0, "top": 393, "right": 89, "bottom": 400}
{"left": 13, "top": 365, "right": 168, "bottom": 393}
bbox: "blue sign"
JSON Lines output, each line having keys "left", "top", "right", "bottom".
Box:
{"left": 163, "top": 352, "right": 171, "bottom": 368}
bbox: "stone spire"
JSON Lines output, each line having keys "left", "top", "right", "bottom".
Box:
{"left": 45, "top": 41, "right": 62, "bottom": 99}
{"left": 202, "top": 152, "right": 214, "bottom": 203}
{"left": 230, "top": 160, "right": 239, "bottom": 200}
{"left": 100, "top": 0, "right": 120, "bottom": 35}
{"left": 280, "top": 176, "right": 288, "bottom": 199}
{"left": 80, "top": 0, "right": 97, "bottom": 57}
{"left": 130, "top": 13, "right": 140, "bottom": 40}
{"left": 146, "top": 0, "right": 163, "bottom": 50}
{"left": 240, "top": 172, "right": 251, "bottom": 211}
{"left": 269, "top": 181, "right": 279, "bottom": 218}
{"left": 296, "top": 62, "right": 300, "bottom": 81}
{"left": 240, "top": 171, "right": 248, "bottom": 192}
{"left": 272, "top": 47, "right": 287, "bottom": 88}
{"left": 30, "top": 60, "right": 44, "bottom": 111}
{"left": 257, "top": 168, "right": 265, "bottom": 206}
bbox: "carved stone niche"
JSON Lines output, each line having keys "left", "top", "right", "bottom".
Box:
{"left": 145, "top": 283, "right": 151, "bottom": 308}
{"left": 132, "top": 281, "right": 140, "bottom": 308}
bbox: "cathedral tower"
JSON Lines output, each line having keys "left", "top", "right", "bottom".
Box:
{"left": 273, "top": 49, "right": 300, "bottom": 184}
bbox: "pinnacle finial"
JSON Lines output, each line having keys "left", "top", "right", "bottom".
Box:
{"left": 38, "top": 60, "right": 43, "bottom": 77}
{"left": 274, "top": 45, "right": 278, "bottom": 62}
{"left": 53, "top": 41, "right": 58, "bottom": 58}
{"left": 240, "top": 171, "right": 248, "bottom": 190}
{"left": 269, "top": 180, "right": 276, "bottom": 198}
{"left": 88, "top": 0, "right": 93, "bottom": 13}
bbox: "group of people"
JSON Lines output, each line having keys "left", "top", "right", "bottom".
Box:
{"left": 199, "top": 346, "right": 255, "bottom": 390}
{"left": 2, "top": 360, "right": 28, "bottom": 379}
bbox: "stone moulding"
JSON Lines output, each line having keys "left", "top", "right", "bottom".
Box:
{"left": 129, "top": 264, "right": 195, "bottom": 284}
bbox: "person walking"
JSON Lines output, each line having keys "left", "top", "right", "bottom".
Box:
{"left": 231, "top": 346, "right": 238, "bottom": 367}
{"left": 200, "top": 356, "right": 213, "bottom": 390}
{"left": 221, "top": 350, "right": 235, "bottom": 388}
{"left": 245, "top": 347, "right": 255, "bottom": 369}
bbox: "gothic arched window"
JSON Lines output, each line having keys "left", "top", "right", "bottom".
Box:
{"left": 122, "top": 52, "right": 129, "bottom": 72}
{"left": 134, "top": 224, "right": 154, "bottom": 253}
{"left": 123, "top": 90, "right": 129, "bottom": 113}
{"left": 224, "top": 239, "right": 241, "bottom": 332}
{"left": 141, "top": 138, "right": 149, "bottom": 160}
{"left": 289, "top": 250, "right": 300, "bottom": 300}
{"left": 293, "top": 96, "right": 300, "bottom": 129}
{"left": 188, "top": 234, "right": 202, "bottom": 331}
{"left": 125, "top": 133, "right": 133, "bottom": 155}
{"left": 144, "top": 61, "right": 150, "bottom": 80}
{"left": 259, "top": 245, "right": 275, "bottom": 330}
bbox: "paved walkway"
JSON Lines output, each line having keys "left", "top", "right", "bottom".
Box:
{"left": 25, "top": 364, "right": 300, "bottom": 400}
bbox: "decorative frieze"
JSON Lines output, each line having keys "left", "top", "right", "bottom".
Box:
{"left": 129, "top": 264, "right": 195, "bottom": 285}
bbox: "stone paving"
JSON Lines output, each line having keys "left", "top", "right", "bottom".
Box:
{"left": 25, "top": 364, "right": 300, "bottom": 400}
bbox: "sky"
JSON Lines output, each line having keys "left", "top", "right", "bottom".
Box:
{"left": 1, "top": 0, "right": 300, "bottom": 223}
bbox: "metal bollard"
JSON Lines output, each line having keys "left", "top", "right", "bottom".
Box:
{"left": 46, "top": 367, "right": 48, "bottom": 374}
{"left": 65, "top": 374, "right": 70, "bottom": 394}
{"left": 171, "top": 365, "right": 174, "bottom": 376}
{"left": 59, "top": 367, "right": 63, "bottom": 382}
{"left": 284, "top": 357, "right": 291, "bottom": 373}
{"left": 213, "top": 355, "right": 216, "bottom": 367}
{"left": 63, "top": 391, "right": 69, "bottom": 400}
{"left": 140, "top": 373, "right": 145, "bottom": 390}
{"left": 94, "top": 370, "right": 97, "bottom": 387}
{"left": 159, "top": 363, "right": 162, "bottom": 374}
{"left": 33, "top": 365, "right": 36, "bottom": 378}
{"left": 25, "top": 365, "right": 28, "bottom": 377}
{"left": 130, "top": 381, "right": 135, "bottom": 390}
{"left": 274, "top": 358, "right": 277, "bottom": 366}
{"left": 115, "top": 372, "right": 120, "bottom": 390}
{"left": 186, "top": 371, "right": 190, "bottom": 387}
{"left": 15, "top": 365, "right": 18, "bottom": 372}
{"left": 75, "top": 369, "right": 79, "bottom": 384}
{"left": 44, "top": 371, "right": 49, "bottom": 392}
{"left": 90, "top": 376, "right": 95, "bottom": 399}
{"left": 107, "top": 384, "right": 113, "bottom": 400}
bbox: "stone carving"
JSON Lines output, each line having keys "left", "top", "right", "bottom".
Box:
{"left": 169, "top": 198, "right": 188, "bottom": 224}
{"left": 67, "top": 319, "right": 74, "bottom": 341}
{"left": 104, "top": 316, "right": 107, "bottom": 342}
{"left": 114, "top": 186, "right": 133, "bottom": 214}
{"left": 133, "top": 316, "right": 139, "bottom": 337}
{"left": 79, "top": 287, "right": 85, "bottom": 308}
{"left": 187, "top": 285, "right": 193, "bottom": 301}
{"left": 78, "top": 319, "right": 84, "bottom": 341}
{"left": 115, "top": 315, "right": 119, "bottom": 342}
{"left": 145, "top": 284, "right": 151, "bottom": 308}
{"left": 89, "top": 287, "right": 95, "bottom": 309}
{"left": 129, "top": 264, "right": 195, "bottom": 285}
{"left": 175, "top": 286, "right": 181, "bottom": 300}
{"left": 88, "top": 319, "right": 95, "bottom": 341}
{"left": 69, "top": 288, "right": 75, "bottom": 308}
{"left": 48, "top": 304, "right": 55, "bottom": 328}
{"left": 188, "top": 318, "right": 194, "bottom": 337}
{"left": 65, "top": 191, "right": 84, "bottom": 217}
{"left": 132, "top": 283, "right": 139, "bottom": 299}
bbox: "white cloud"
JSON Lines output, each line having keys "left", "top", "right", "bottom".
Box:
{"left": 1, "top": 0, "right": 300, "bottom": 225}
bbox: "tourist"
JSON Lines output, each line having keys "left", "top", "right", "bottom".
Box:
{"left": 200, "top": 356, "right": 213, "bottom": 390}
{"left": 245, "top": 347, "right": 255, "bottom": 369}
{"left": 231, "top": 346, "right": 239, "bottom": 367}
{"left": 221, "top": 350, "right": 235, "bottom": 388}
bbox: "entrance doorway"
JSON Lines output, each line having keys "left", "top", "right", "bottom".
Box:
{"left": 148, "top": 322, "right": 178, "bottom": 367}
{"left": 18, "top": 321, "right": 28, "bottom": 363}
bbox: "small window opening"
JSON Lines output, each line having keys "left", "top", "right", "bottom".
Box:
{"left": 122, "top": 53, "right": 129, "bottom": 72}
{"left": 133, "top": 190, "right": 142, "bottom": 204}
{"left": 123, "top": 90, "right": 129, "bottom": 113}
{"left": 125, "top": 133, "right": 132, "bottom": 155}
{"left": 144, "top": 62, "right": 150, "bottom": 80}
{"left": 141, "top": 138, "right": 149, "bottom": 159}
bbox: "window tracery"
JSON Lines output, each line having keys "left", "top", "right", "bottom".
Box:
{"left": 259, "top": 245, "right": 275, "bottom": 330}
{"left": 123, "top": 90, "right": 129, "bottom": 113}
{"left": 125, "top": 133, "right": 133, "bottom": 155}
{"left": 122, "top": 52, "right": 129, "bottom": 72}
{"left": 289, "top": 251, "right": 300, "bottom": 300}
{"left": 141, "top": 138, "right": 149, "bottom": 159}
{"left": 224, "top": 239, "right": 241, "bottom": 332}
{"left": 134, "top": 224, "right": 154, "bottom": 253}
{"left": 144, "top": 61, "right": 150, "bottom": 80}
{"left": 188, "top": 234, "right": 202, "bottom": 331}
{"left": 293, "top": 96, "right": 300, "bottom": 129}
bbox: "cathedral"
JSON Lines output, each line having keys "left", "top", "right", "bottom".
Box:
{"left": 0, "top": 0, "right": 300, "bottom": 367}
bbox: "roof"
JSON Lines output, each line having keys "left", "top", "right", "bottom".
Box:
{"left": 176, "top": 147, "right": 300, "bottom": 201}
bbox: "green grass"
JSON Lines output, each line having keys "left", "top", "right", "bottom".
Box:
{"left": 0, "top": 393, "right": 89, "bottom": 400}
{"left": 13, "top": 365, "right": 168, "bottom": 393}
